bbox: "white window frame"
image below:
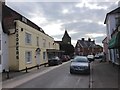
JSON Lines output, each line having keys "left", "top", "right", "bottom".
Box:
{"left": 25, "top": 51, "right": 32, "bottom": 64}
{"left": 25, "top": 32, "right": 32, "bottom": 45}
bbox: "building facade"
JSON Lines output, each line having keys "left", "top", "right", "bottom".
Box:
{"left": 102, "top": 37, "right": 109, "bottom": 61}
{"left": 2, "top": 2, "right": 59, "bottom": 71}
{"left": 75, "top": 38, "right": 103, "bottom": 56}
{"left": 55, "top": 30, "right": 74, "bottom": 57}
{"left": 104, "top": 5, "right": 120, "bottom": 65}
{"left": 62, "top": 30, "right": 71, "bottom": 44}
{"left": 0, "top": 1, "right": 9, "bottom": 72}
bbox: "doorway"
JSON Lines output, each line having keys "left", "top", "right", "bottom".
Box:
{"left": 36, "top": 48, "right": 41, "bottom": 65}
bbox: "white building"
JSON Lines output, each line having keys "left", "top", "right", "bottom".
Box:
{"left": 0, "top": 1, "right": 9, "bottom": 72}
{"left": 104, "top": 3, "right": 120, "bottom": 65}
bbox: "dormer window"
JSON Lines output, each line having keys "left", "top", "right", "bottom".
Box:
{"left": 22, "top": 17, "right": 27, "bottom": 23}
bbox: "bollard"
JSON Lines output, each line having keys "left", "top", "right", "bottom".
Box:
{"left": 37, "top": 65, "right": 39, "bottom": 69}
{"left": 25, "top": 67, "right": 28, "bottom": 73}
{"left": 6, "top": 71, "right": 9, "bottom": 79}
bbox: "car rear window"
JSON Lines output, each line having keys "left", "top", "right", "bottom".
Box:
{"left": 73, "top": 57, "right": 88, "bottom": 62}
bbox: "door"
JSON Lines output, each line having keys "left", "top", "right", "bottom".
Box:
{"left": 36, "top": 48, "right": 41, "bottom": 65}
{"left": 36, "top": 53, "right": 40, "bottom": 65}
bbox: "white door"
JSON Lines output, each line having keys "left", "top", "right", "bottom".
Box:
{"left": 36, "top": 53, "right": 40, "bottom": 65}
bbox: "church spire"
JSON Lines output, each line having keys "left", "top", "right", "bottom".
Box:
{"left": 62, "top": 30, "right": 71, "bottom": 44}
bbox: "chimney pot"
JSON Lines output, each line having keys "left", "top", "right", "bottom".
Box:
{"left": 88, "top": 38, "right": 91, "bottom": 42}
{"left": 82, "top": 38, "right": 84, "bottom": 41}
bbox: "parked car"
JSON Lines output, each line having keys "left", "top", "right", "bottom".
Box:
{"left": 66, "top": 55, "right": 70, "bottom": 60}
{"left": 95, "top": 54, "right": 100, "bottom": 59}
{"left": 70, "top": 56, "right": 90, "bottom": 74}
{"left": 61, "top": 55, "right": 68, "bottom": 62}
{"left": 48, "top": 56, "right": 62, "bottom": 66}
{"left": 87, "top": 55, "right": 95, "bottom": 62}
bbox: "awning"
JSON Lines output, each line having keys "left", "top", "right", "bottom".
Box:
{"left": 108, "top": 32, "right": 120, "bottom": 49}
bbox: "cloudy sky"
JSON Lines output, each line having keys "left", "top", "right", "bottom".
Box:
{"left": 6, "top": 0, "right": 119, "bottom": 46}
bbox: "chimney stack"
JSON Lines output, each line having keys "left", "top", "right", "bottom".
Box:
{"left": 82, "top": 38, "right": 84, "bottom": 41}
{"left": 1, "top": 0, "right": 5, "bottom": 5}
{"left": 88, "top": 38, "right": 91, "bottom": 42}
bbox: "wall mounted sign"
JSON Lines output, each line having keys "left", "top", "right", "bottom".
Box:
{"left": 16, "top": 28, "right": 19, "bottom": 59}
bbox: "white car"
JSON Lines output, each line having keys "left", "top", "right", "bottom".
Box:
{"left": 87, "top": 55, "right": 95, "bottom": 62}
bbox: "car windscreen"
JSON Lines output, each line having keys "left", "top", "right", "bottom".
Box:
{"left": 72, "top": 57, "right": 88, "bottom": 62}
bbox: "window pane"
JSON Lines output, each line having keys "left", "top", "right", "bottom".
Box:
{"left": 25, "top": 33, "right": 31, "bottom": 44}
{"left": 25, "top": 51, "right": 32, "bottom": 63}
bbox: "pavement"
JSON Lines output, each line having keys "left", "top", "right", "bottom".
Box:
{"left": 91, "top": 60, "right": 119, "bottom": 88}
{"left": 1, "top": 60, "right": 120, "bottom": 88}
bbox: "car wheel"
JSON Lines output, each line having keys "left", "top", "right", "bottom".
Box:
{"left": 70, "top": 70, "right": 73, "bottom": 74}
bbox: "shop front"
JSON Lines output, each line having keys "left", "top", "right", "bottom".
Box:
{"left": 108, "top": 29, "right": 120, "bottom": 65}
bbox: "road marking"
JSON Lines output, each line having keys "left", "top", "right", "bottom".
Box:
{"left": 2, "top": 61, "right": 71, "bottom": 88}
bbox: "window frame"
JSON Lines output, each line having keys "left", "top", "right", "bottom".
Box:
{"left": 25, "top": 32, "right": 32, "bottom": 45}
{"left": 25, "top": 51, "right": 32, "bottom": 64}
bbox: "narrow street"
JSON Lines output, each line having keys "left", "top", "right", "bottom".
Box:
{"left": 2, "top": 60, "right": 119, "bottom": 88}
{"left": 15, "top": 61, "right": 90, "bottom": 88}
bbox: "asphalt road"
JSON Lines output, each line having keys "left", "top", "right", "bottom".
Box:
{"left": 16, "top": 61, "right": 90, "bottom": 88}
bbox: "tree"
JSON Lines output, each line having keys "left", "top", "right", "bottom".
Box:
{"left": 60, "top": 43, "right": 74, "bottom": 57}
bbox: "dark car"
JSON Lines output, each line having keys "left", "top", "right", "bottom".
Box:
{"left": 70, "top": 56, "right": 90, "bottom": 74}
{"left": 61, "top": 55, "right": 68, "bottom": 62}
{"left": 48, "top": 56, "right": 62, "bottom": 66}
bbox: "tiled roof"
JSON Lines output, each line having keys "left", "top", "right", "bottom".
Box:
{"left": 2, "top": 4, "right": 53, "bottom": 38}
{"left": 104, "top": 7, "right": 120, "bottom": 24}
{"left": 62, "top": 30, "right": 71, "bottom": 39}
{"left": 77, "top": 40, "right": 96, "bottom": 48}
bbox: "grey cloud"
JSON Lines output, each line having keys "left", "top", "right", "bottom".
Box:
{"left": 6, "top": 2, "right": 117, "bottom": 45}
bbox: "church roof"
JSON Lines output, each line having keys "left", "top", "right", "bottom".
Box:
{"left": 62, "top": 30, "right": 71, "bottom": 39}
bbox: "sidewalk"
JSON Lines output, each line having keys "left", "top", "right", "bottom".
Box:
{"left": 2, "top": 65, "right": 48, "bottom": 81}
{"left": 91, "top": 60, "right": 119, "bottom": 88}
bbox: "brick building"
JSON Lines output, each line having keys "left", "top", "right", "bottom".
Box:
{"left": 75, "top": 38, "right": 103, "bottom": 56}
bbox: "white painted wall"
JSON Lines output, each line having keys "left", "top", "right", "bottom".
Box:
{"left": 106, "top": 13, "right": 118, "bottom": 64}
{"left": 0, "top": 22, "right": 9, "bottom": 72}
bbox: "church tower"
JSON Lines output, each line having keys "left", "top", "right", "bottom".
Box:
{"left": 62, "top": 30, "right": 71, "bottom": 44}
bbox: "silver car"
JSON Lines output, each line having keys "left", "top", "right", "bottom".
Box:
{"left": 70, "top": 56, "right": 90, "bottom": 74}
